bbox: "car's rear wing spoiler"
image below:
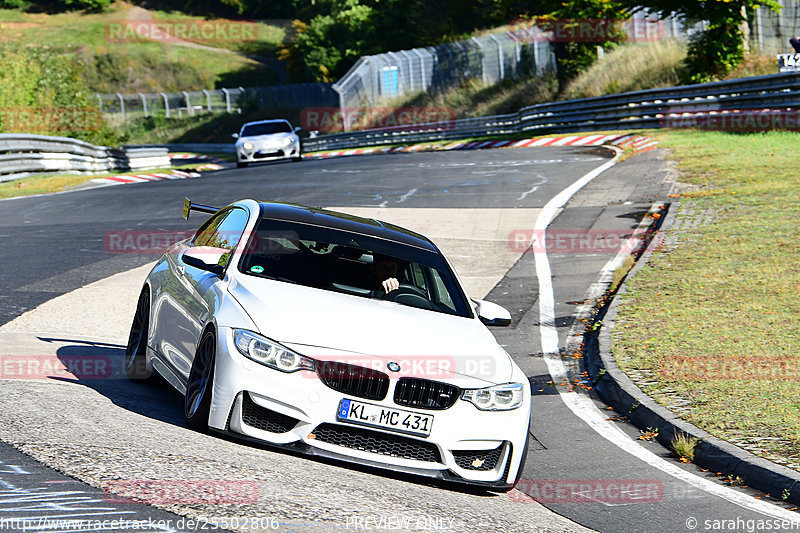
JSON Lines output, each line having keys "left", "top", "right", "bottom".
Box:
{"left": 183, "top": 197, "right": 220, "bottom": 220}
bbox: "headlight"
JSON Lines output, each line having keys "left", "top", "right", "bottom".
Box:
{"left": 242, "top": 142, "right": 254, "bottom": 150}
{"left": 281, "top": 137, "right": 293, "bottom": 147}
{"left": 233, "top": 329, "right": 314, "bottom": 373}
{"left": 461, "top": 383, "right": 524, "bottom": 411}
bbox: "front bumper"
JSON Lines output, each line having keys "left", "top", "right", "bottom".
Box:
{"left": 237, "top": 139, "right": 300, "bottom": 163}
{"left": 208, "top": 327, "right": 531, "bottom": 489}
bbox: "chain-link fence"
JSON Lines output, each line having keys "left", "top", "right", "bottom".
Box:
{"left": 753, "top": 0, "right": 800, "bottom": 55}
{"left": 332, "top": 32, "right": 555, "bottom": 111}
{"left": 332, "top": 14, "right": 695, "bottom": 112}
{"left": 97, "top": 84, "right": 338, "bottom": 123}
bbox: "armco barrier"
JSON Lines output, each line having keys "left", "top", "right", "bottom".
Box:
{"left": 301, "top": 71, "right": 800, "bottom": 152}
{"left": 0, "top": 134, "right": 171, "bottom": 182}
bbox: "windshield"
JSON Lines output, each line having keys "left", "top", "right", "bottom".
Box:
{"left": 239, "top": 219, "right": 472, "bottom": 318}
{"left": 241, "top": 122, "right": 292, "bottom": 136}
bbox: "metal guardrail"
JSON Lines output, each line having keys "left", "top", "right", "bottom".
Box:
{"left": 301, "top": 71, "right": 800, "bottom": 152}
{"left": 0, "top": 134, "right": 171, "bottom": 182}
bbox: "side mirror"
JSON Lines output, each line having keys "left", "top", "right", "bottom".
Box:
{"left": 232, "top": 133, "right": 239, "bottom": 139}
{"left": 473, "top": 299, "right": 512, "bottom": 327}
{"left": 294, "top": 126, "right": 302, "bottom": 132}
{"left": 183, "top": 246, "right": 228, "bottom": 277}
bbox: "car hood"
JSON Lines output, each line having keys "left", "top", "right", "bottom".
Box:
{"left": 238, "top": 132, "right": 295, "bottom": 145}
{"left": 227, "top": 274, "right": 513, "bottom": 384}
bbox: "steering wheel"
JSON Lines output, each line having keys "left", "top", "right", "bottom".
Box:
{"left": 378, "top": 284, "right": 433, "bottom": 310}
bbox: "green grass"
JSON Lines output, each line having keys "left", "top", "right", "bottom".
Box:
{"left": 612, "top": 130, "right": 800, "bottom": 471}
{"left": 563, "top": 40, "right": 688, "bottom": 99}
{"left": 0, "top": 4, "right": 285, "bottom": 93}
{"left": 389, "top": 73, "right": 559, "bottom": 119}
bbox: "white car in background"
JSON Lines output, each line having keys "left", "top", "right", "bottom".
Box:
{"left": 233, "top": 119, "right": 302, "bottom": 168}
{"left": 125, "top": 198, "right": 531, "bottom": 490}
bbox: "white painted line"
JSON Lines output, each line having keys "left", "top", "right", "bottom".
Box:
{"left": 529, "top": 138, "right": 555, "bottom": 147}
{"left": 512, "top": 139, "right": 534, "bottom": 147}
{"left": 610, "top": 135, "right": 633, "bottom": 145}
{"left": 396, "top": 188, "right": 417, "bottom": 203}
{"left": 532, "top": 153, "right": 800, "bottom": 521}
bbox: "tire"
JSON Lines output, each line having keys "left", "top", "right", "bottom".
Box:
{"left": 125, "top": 287, "right": 153, "bottom": 381}
{"left": 236, "top": 161, "right": 248, "bottom": 168}
{"left": 184, "top": 329, "right": 216, "bottom": 431}
{"left": 292, "top": 154, "right": 302, "bottom": 162}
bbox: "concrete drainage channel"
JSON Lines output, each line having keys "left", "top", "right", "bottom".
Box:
{"left": 577, "top": 201, "right": 800, "bottom": 508}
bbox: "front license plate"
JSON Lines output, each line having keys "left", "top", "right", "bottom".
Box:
{"left": 337, "top": 399, "right": 433, "bottom": 437}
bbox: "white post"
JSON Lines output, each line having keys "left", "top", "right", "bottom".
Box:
{"left": 139, "top": 93, "right": 148, "bottom": 117}
{"left": 471, "top": 37, "right": 488, "bottom": 84}
{"left": 117, "top": 93, "right": 125, "bottom": 121}
{"left": 203, "top": 89, "right": 212, "bottom": 112}
{"left": 161, "top": 92, "right": 170, "bottom": 118}
{"left": 756, "top": 7, "right": 764, "bottom": 54}
{"left": 222, "top": 88, "right": 231, "bottom": 113}
{"left": 488, "top": 34, "right": 505, "bottom": 80}
{"left": 182, "top": 91, "right": 193, "bottom": 116}
{"left": 412, "top": 48, "right": 427, "bottom": 90}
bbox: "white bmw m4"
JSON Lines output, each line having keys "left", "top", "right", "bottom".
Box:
{"left": 126, "top": 198, "right": 531, "bottom": 490}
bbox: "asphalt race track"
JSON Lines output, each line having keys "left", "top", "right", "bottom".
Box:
{"left": 0, "top": 146, "right": 798, "bottom": 533}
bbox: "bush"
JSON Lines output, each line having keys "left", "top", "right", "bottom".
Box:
{"left": 0, "top": 44, "right": 117, "bottom": 144}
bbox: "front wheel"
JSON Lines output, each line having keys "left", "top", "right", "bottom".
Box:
{"left": 125, "top": 288, "right": 152, "bottom": 381}
{"left": 184, "top": 329, "right": 216, "bottom": 431}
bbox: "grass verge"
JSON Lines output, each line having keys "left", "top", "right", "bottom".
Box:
{"left": 612, "top": 129, "right": 800, "bottom": 471}
{"left": 0, "top": 4, "right": 285, "bottom": 93}
{"left": 0, "top": 167, "right": 174, "bottom": 199}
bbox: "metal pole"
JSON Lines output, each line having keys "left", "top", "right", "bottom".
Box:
{"left": 453, "top": 41, "right": 469, "bottom": 79}
{"left": 161, "top": 92, "right": 170, "bottom": 118}
{"left": 117, "top": 93, "right": 125, "bottom": 121}
{"left": 203, "top": 89, "right": 211, "bottom": 112}
{"left": 182, "top": 91, "right": 193, "bottom": 116}
{"left": 488, "top": 34, "right": 504, "bottom": 81}
{"left": 398, "top": 51, "right": 415, "bottom": 92}
{"left": 139, "top": 93, "right": 148, "bottom": 117}
{"left": 96, "top": 94, "right": 103, "bottom": 111}
{"left": 412, "top": 49, "right": 427, "bottom": 90}
{"left": 471, "top": 37, "right": 488, "bottom": 84}
{"left": 507, "top": 31, "right": 521, "bottom": 75}
{"left": 222, "top": 88, "right": 231, "bottom": 113}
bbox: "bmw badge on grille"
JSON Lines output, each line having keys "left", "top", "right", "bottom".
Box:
{"left": 387, "top": 362, "right": 401, "bottom": 372}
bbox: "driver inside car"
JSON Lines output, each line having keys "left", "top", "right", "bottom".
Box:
{"left": 369, "top": 254, "right": 400, "bottom": 295}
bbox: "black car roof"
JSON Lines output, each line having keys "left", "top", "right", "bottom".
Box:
{"left": 256, "top": 201, "right": 438, "bottom": 253}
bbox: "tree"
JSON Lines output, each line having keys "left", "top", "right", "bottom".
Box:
{"left": 627, "top": 0, "right": 781, "bottom": 82}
